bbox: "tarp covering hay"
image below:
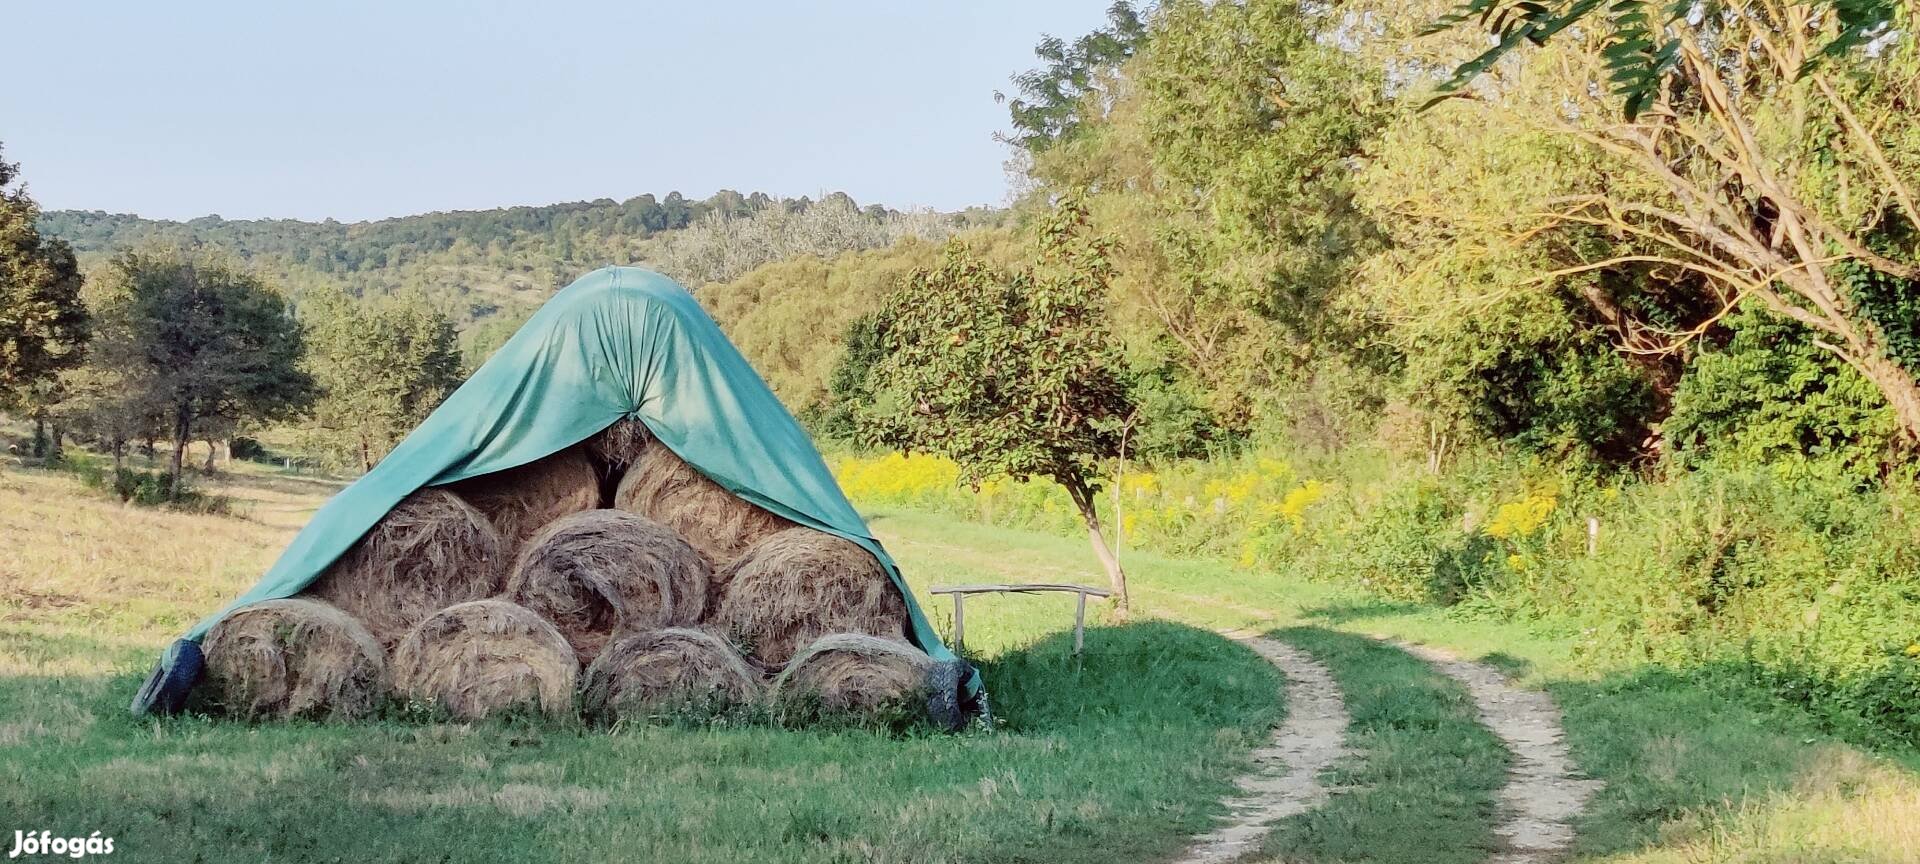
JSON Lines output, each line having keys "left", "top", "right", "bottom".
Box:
{"left": 773, "top": 633, "right": 933, "bottom": 716}
{"left": 614, "top": 444, "right": 795, "bottom": 570}
{"left": 580, "top": 628, "right": 761, "bottom": 723}
{"left": 505, "top": 510, "right": 710, "bottom": 661}
{"left": 140, "top": 266, "right": 974, "bottom": 724}
{"left": 391, "top": 600, "right": 578, "bottom": 720}
{"left": 712, "top": 528, "right": 911, "bottom": 667}
{"left": 304, "top": 488, "right": 503, "bottom": 648}
{"left": 200, "top": 599, "right": 386, "bottom": 721}
{"left": 447, "top": 446, "right": 601, "bottom": 555}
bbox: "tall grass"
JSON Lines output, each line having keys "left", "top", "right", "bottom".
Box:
{"left": 830, "top": 447, "right": 1920, "bottom": 743}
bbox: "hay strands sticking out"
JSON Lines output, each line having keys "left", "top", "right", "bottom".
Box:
{"left": 579, "top": 628, "right": 762, "bottom": 724}
{"left": 771, "top": 633, "right": 933, "bottom": 719}
{"left": 305, "top": 488, "right": 505, "bottom": 649}
{"left": 390, "top": 599, "right": 579, "bottom": 721}
{"left": 446, "top": 446, "right": 601, "bottom": 555}
{"left": 711, "top": 528, "right": 910, "bottom": 668}
{"left": 200, "top": 598, "right": 387, "bottom": 721}
{"left": 612, "top": 444, "right": 794, "bottom": 570}
{"left": 506, "top": 510, "right": 711, "bottom": 662}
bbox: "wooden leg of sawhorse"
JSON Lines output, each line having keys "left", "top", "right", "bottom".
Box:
{"left": 952, "top": 592, "right": 965, "bottom": 652}
{"left": 1073, "top": 591, "right": 1088, "bottom": 655}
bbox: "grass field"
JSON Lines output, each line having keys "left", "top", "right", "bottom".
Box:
{"left": 3, "top": 455, "right": 1918, "bottom": 862}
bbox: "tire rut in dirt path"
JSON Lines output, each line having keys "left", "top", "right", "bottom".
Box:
{"left": 1390, "top": 640, "right": 1602, "bottom": 864}
{"left": 1171, "top": 633, "right": 1350, "bottom": 864}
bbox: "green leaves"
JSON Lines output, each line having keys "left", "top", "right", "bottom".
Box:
{"left": 1422, "top": 0, "right": 1900, "bottom": 119}
{"left": 856, "top": 198, "right": 1131, "bottom": 491}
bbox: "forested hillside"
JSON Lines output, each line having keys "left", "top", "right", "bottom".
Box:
{"left": 42, "top": 192, "right": 998, "bottom": 359}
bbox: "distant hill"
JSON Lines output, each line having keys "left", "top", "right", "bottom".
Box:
{"left": 41, "top": 191, "right": 1000, "bottom": 361}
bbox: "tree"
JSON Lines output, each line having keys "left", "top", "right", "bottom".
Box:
{"left": 1405, "top": 3, "right": 1920, "bottom": 444}
{"left": 0, "top": 145, "right": 89, "bottom": 444}
{"left": 104, "top": 250, "right": 314, "bottom": 495}
{"left": 302, "top": 288, "right": 463, "bottom": 471}
{"left": 858, "top": 200, "right": 1136, "bottom": 610}
{"left": 998, "top": 2, "right": 1148, "bottom": 153}
{"left": 1424, "top": 0, "right": 1901, "bottom": 118}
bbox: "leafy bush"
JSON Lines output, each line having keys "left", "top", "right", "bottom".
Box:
{"left": 831, "top": 445, "right": 1920, "bottom": 744}
{"left": 63, "top": 451, "right": 232, "bottom": 513}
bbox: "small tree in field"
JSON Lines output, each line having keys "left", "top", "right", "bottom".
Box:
{"left": 302, "top": 287, "right": 463, "bottom": 471}
{"left": 859, "top": 200, "right": 1135, "bottom": 611}
{"left": 104, "top": 250, "right": 314, "bottom": 496}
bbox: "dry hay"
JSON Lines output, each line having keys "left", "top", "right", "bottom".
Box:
{"left": 505, "top": 510, "right": 710, "bottom": 661}
{"left": 579, "top": 628, "right": 762, "bottom": 722}
{"left": 587, "top": 417, "right": 653, "bottom": 470}
{"left": 200, "top": 598, "right": 387, "bottom": 720}
{"left": 771, "top": 633, "right": 932, "bottom": 716}
{"left": 447, "top": 447, "right": 601, "bottom": 555}
{"left": 710, "top": 528, "right": 910, "bottom": 667}
{"left": 391, "top": 599, "right": 578, "bottom": 720}
{"left": 612, "top": 444, "right": 794, "bottom": 570}
{"left": 306, "top": 488, "right": 504, "bottom": 648}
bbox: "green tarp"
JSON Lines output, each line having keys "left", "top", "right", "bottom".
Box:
{"left": 146, "top": 266, "right": 962, "bottom": 707}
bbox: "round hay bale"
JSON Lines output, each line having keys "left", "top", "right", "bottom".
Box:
{"left": 200, "top": 598, "right": 386, "bottom": 720}
{"left": 306, "top": 488, "right": 504, "bottom": 648}
{"left": 579, "top": 628, "right": 762, "bottom": 723}
{"left": 711, "top": 528, "right": 910, "bottom": 667}
{"left": 390, "top": 599, "right": 578, "bottom": 720}
{"left": 505, "top": 510, "right": 711, "bottom": 661}
{"left": 587, "top": 417, "right": 653, "bottom": 470}
{"left": 771, "top": 633, "right": 932, "bottom": 717}
{"left": 612, "top": 444, "right": 794, "bottom": 570}
{"left": 447, "top": 446, "right": 601, "bottom": 555}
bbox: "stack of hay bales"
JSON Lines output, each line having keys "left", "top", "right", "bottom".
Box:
{"left": 198, "top": 420, "right": 929, "bottom": 726}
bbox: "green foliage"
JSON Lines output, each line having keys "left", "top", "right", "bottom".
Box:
{"left": 299, "top": 288, "right": 463, "bottom": 470}
{"left": 859, "top": 200, "right": 1132, "bottom": 499}
{"left": 999, "top": 2, "right": 1147, "bottom": 153}
{"left": 1665, "top": 305, "right": 1897, "bottom": 484}
{"left": 1421, "top": 0, "right": 1900, "bottom": 118}
{"left": 94, "top": 250, "right": 314, "bottom": 491}
{"left": 0, "top": 145, "right": 88, "bottom": 410}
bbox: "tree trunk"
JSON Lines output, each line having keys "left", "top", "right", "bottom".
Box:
{"left": 203, "top": 437, "right": 217, "bottom": 473}
{"left": 168, "top": 405, "right": 191, "bottom": 500}
{"left": 1064, "top": 476, "right": 1129, "bottom": 615}
{"left": 31, "top": 418, "right": 47, "bottom": 458}
{"left": 359, "top": 434, "right": 374, "bottom": 473}
{"left": 1843, "top": 343, "right": 1920, "bottom": 445}
{"left": 112, "top": 439, "right": 125, "bottom": 472}
{"left": 48, "top": 423, "right": 64, "bottom": 460}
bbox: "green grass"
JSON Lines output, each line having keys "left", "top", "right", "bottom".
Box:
{"left": 1256, "top": 628, "right": 1507, "bottom": 864}
{"left": 5, "top": 461, "right": 1919, "bottom": 861}
{"left": 870, "top": 508, "right": 1920, "bottom": 862}
{"left": 0, "top": 462, "right": 1280, "bottom": 864}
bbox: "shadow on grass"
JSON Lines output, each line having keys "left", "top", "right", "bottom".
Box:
{"left": 1299, "top": 599, "right": 1427, "bottom": 624}
{"left": 0, "top": 620, "right": 1284, "bottom": 864}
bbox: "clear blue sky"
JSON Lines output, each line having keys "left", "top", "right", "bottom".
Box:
{"left": 3, "top": 1, "right": 1108, "bottom": 222}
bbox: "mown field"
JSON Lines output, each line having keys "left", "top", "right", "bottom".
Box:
{"left": 3, "top": 455, "right": 1918, "bottom": 862}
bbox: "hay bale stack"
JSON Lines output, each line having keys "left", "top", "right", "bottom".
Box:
{"left": 201, "top": 599, "right": 386, "bottom": 720}
{"left": 710, "top": 528, "right": 910, "bottom": 667}
{"left": 505, "top": 510, "right": 710, "bottom": 661}
{"left": 579, "top": 628, "right": 761, "bottom": 723}
{"left": 306, "top": 488, "right": 504, "bottom": 648}
{"left": 391, "top": 599, "right": 578, "bottom": 720}
{"left": 772, "top": 633, "right": 932, "bottom": 716}
{"left": 612, "top": 444, "right": 794, "bottom": 569}
{"left": 447, "top": 446, "right": 601, "bottom": 555}
{"left": 588, "top": 417, "right": 653, "bottom": 470}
